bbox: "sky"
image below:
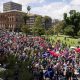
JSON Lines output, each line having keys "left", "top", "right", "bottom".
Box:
{"left": 0, "top": 0, "right": 80, "bottom": 20}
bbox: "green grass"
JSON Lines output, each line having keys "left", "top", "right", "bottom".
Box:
{"left": 47, "top": 35, "right": 80, "bottom": 47}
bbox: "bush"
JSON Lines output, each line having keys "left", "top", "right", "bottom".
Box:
{"left": 64, "top": 25, "right": 74, "bottom": 36}
{"left": 77, "top": 30, "right": 80, "bottom": 37}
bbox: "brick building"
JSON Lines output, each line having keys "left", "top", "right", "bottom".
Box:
{"left": 0, "top": 10, "right": 25, "bottom": 31}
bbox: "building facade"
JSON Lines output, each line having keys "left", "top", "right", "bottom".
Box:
{"left": 0, "top": 11, "right": 52, "bottom": 30}
{"left": 26, "top": 14, "right": 36, "bottom": 27}
{"left": 0, "top": 11, "right": 25, "bottom": 31}
{"left": 3, "top": 2, "right": 22, "bottom": 12}
{"left": 26, "top": 14, "right": 52, "bottom": 29}
{"left": 0, "top": 2, "right": 52, "bottom": 31}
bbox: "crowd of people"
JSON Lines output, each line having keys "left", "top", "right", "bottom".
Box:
{"left": 0, "top": 30, "right": 80, "bottom": 80}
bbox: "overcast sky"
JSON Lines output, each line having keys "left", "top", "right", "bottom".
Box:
{"left": 0, "top": 0, "right": 80, "bottom": 19}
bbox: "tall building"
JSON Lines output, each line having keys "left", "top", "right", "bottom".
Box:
{"left": 3, "top": 1, "right": 22, "bottom": 12}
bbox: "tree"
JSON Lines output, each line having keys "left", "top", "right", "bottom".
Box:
{"left": 63, "top": 10, "right": 80, "bottom": 36}
{"left": 27, "top": 6, "right": 31, "bottom": 14}
{"left": 32, "top": 16, "right": 45, "bottom": 36}
{"left": 0, "top": 54, "right": 34, "bottom": 80}
{"left": 23, "top": 14, "right": 29, "bottom": 25}
{"left": 64, "top": 13, "right": 67, "bottom": 20}
{"left": 53, "top": 21, "right": 64, "bottom": 36}
{"left": 37, "top": 27, "right": 45, "bottom": 36}
{"left": 27, "top": 6, "right": 31, "bottom": 27}
{"left": 77, "top": 30, "right": 80, "bottom": 37}
{"left": 64, "top": 25, "right": 74, "bottom": 36}
{"left": 44, "top": 16, "right": 52, "bottom": 29}
{"left": 21, "top": 25, "right": 30, "bottom": 35}
{"left": 45, "top": 27, "right": 54, "bottom": 35}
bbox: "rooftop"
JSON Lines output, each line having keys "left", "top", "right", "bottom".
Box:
{"left": 3, "top": 1, "right": 22, "bottom": 6}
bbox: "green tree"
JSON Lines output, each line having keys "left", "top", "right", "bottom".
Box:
{"left": 44, "top": 16, "right": 52, "bottom": 29}
{"left": 77, "top": 30, "right": 80, "bottom": 37}
{"left": 21, "top": 25, "right": 30, "bottom": 35}
{"left": 64, "top": 13, "right": 67, "bottom": 20}
{"left": 27, "top": 6, "right": 31, "bottom": 14}
{"left": 0, "top": 54, "right": 33, "bottom": 80}
{"left": 23, "top": 14, "right": 29, "bottom": 25}
{"left": 53, "top": 21, "right": 64, "bottom": 36}
{"left": 63, "top": 10, "right": 80, "bottom": 36}
{"left": 64, "top": 25, "right": 74, "bottom": 36}
{"left": 45, "top": 27, "right": 54, "bottom": 35}
{"left": 32, "top": 16, "right": 45, "bottom": 36}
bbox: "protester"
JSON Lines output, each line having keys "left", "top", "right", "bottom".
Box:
{"left": 0, "top": 30, "right": 80, "bottom": 80}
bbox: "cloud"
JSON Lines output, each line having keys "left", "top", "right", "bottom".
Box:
{"left": 39, "top": 0, "right": 45, "bottom": 3}
{"left": 0, "top": 3, "right": 3, "bottom": 12}
{"left": 71, "top": 0, "right": 80, "bottom": 5}
{"left": 0, "top": 0, "right": 80, "bottom": 20}
{"left": 12, "top": 0, "right": 45, "bottom": 4}
{"left": 12, "top": 0, "right": 46, "bottom": 12}
{"left": 31, "top": 2, "right": 69, "bottom": 19}
{"left": 31, "top": 0, "right": 80, "bottom": 20}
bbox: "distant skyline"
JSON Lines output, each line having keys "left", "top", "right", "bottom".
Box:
{"left": 0, "top": 0, "right": 80, "bottom": 19}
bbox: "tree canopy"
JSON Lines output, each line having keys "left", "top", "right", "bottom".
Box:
{"left": 32, "top": 16, "right": 45, "bottom": 36}
{"left": 27, "top": 6, "right": 31, "bottom": 14}
{"left": 21, "top": 25, "right": 30, "bottom": 35}
{"left": 63, "top": 10, "right": 80, "bottom": 36}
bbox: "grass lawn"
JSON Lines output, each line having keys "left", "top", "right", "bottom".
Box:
{"left": 47, "top": 35, "right": 80, "bottom": 47}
